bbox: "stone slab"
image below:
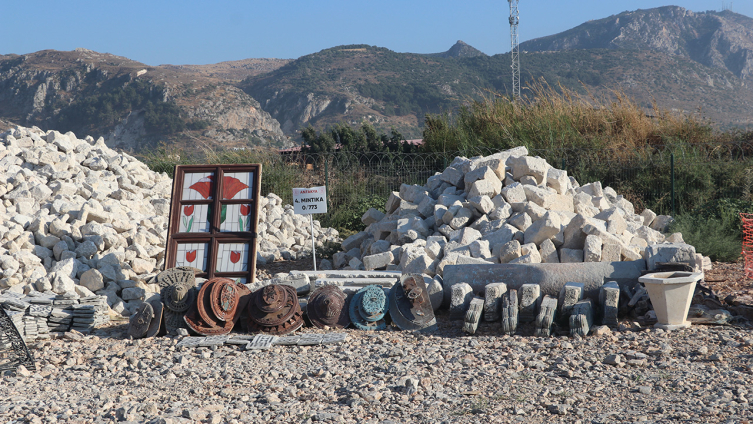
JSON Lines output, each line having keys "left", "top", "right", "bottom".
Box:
{"left": 462, "top": 297, "right": 485, "bottom": 335}
{"left": 246, "top": 334, "right": 278, "bottom": 350}
{"left": 483, "top": 282, "right": 507, "bottom": 322}
{"left": 502, "top": 289, "right": 518, "bottom": 336}
{"left": 535, "top": 295, "right": 558, "bottom": 337}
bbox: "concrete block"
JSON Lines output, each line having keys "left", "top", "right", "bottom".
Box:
{"left": 449, "top": 283, "right": 474, "bottom": 320}
{"left": 535, "top": 295, "right": 558, "bottom": 337}
{"left": 599, "top": 281, "right": 620, "bottom": 327}
{"left": 502, "top": 289, "right": 518, "bottom": 335}
{"left": 483, "top": 282, "right": 507, "bottom": 321}
{"left": 518, "top": 283, "right": 541, "bottom": 323}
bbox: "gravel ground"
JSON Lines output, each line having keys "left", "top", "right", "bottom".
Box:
{"left": 3, "top": 260, "right": 753, "bottom": 424}
{"left": 2, "top": 311, "right": 753, "bottom": 424}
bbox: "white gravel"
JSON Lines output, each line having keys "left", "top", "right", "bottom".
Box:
{"left": 2, "top": 313, "right": 753, "bottom": 424}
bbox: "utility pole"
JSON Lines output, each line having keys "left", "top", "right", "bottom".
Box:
{"left": 508, "top": 0, "right": 520, "bottom": 101}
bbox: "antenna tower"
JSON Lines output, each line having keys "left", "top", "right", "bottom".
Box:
{"left": 509, "top": 0, "right": 520, "bottom": 100}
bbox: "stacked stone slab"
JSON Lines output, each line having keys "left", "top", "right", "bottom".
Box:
{"left": 0, "top": 124, "right": 342, "bottom": 319}
{"left": 336, "top": 146, "right": 710, "bottom": 284}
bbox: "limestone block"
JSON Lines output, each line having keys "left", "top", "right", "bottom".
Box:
{"left": 558, "top": 281, "right": 584, "bottom": 318}
{"left": 577, "top": 182, "right": 603, "bottom": 197}
{"left": 496, "top": 239, "right": 521, "bottom": 263}
{"left": 363, "top": 252, "right": 394, "bottom": 270}
{"left": 502, "top": 289, "right": 518, "bottom": 335}
{"left": 583, "top": 235, "right": 602, "bottom": 262}
{"left": 468, "top": 195, "right": 494, "bottom": 215}
{"left": 650, "top": 215, "right": 674, "bottom": 233}
{"left": 546, "top": 168, "right": 569, "bottom": 194}
{"left": 508, "top": 212, "right": 532, "bottom": 231}
{"left": 341, "top": 231, "right": 369, "bottom": 252}
{"left": 361, "top": 208, "right": 386, "bottom": 225}
{"left": 468, "top": 178, "right": 502, "bottom": 199}
{"left": 599, "top": 281, "right": 620, "bottom": 327}
{"left": 524, "top": 202, "right": 548, "bottom": 221}
{"left": 51, "top": 273, "right": 75, "bottom": 294}
{"left": 560, "top": 248, "right": 584, "bottom": 263}
{"left": 469, "top": 240, "right": 491, "bottom": 258}
{"left": 449, "top": 282, "right": 474, "bottom": 320}
{"left": 385, "top": 192, "right": 401, "bottom": 213}
{"left": 645, "top": 243, "right": 697, "bottom": 270}
{"left": 122, "top": 287, "right": 146, "bottom": 301}
{"left": 440, "top": 166, "right": 465, "bottom": 188}
{"left": 518, "top": 283, "right": 541, "bottom": 323}
{"left": 79, "top": 268, "right": 105, "bottom": 292}
{"left": 621, "top": 245, "right": 643, "bottom": 261}
{"left": 455, "top": 256, "right": 493, "bottom": 266}
{"left": 640, "top": 209, "right": 657, "bottom": 228}
{"left": 464, "top": 166, "right": 497, "bottom": 188}
{"left": 501, "top": 182, "right": 526, "bottom": 204}
{"left": 534, "top": 295, "right": 558, "bottom": 337}
{"left": 666, "top": 232, "right": 684, "bottom": 244}
{"left": 601, "top": 243, "right": 621, "bottom": 262}
{"left": 403, "top": 255, "right": 434, "bottom": 276}
{"left": 347, "top": 257, "right": 363, "bottom": 270}
{"left": 509, "top": 156, "right": 549, "bottom": 184}
{"left": 524, "top": 211, "right": 561, "bottom": 246}
{"left": 417, "top": 196, "right": 436, "bottom": 219}
{"left": 569, "top": 299, "right": 594, "bottom": 337}
{"left": 449, "top": 207, "right": 473, "bottom": 229}
{"left": 483, "top": 282, "right": 507, "bottom": 321}
{"left": 539, "top": 239, "right": 559, "bottom": 263}
{"left": 462, "top": 297, "right": 485, "bottom": 334}
{"left": 595, "top": 208, "right": 628, "bottom": 235}
{"left": 399, "top": 184, "right": 427, "bottom": 203}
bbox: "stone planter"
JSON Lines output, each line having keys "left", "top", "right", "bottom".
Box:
{"left": 638, "top": 271, "right": 703, "bottom": 330}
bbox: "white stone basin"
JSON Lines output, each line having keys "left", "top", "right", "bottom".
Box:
{"left": 638, "top": 271, "right": 703, "bottom": 330}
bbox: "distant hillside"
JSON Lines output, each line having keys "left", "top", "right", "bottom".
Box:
{"left": 426, "top": 40, "right": 488, "bottom": 59}
{"left": 0, "top": 48, "right": 291, "bottom": 152}
{"left": 521, "top": 6, "right": 753, "bottom": 80}
{"left": 158, "top": 58, "right": 292, "bottom": 81}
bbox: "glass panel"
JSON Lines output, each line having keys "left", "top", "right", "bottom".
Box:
{"left": 175, "top": 243, "right": 209, "bottom": 271}
{"left": 179, "top": 204, "right": 211, "bottom": 233}
{"left": 182, "top": 172, "right": 215, "bottom": 200}
{"left": 221, "top": 172, "right": 254, "bottom": 200}
{"left": 216, "top": 243, "right": 250, "bottom": 272}
{"left": 219, "top": 203, "right": 253, "bottom": 232}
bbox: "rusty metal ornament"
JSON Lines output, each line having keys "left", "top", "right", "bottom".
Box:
{"left": 307, "top": 286, "right": 350, "bottom": 329}
{"left": 349, "top": 285, "right": 389, "bottom": 331}
{"left": 210, "top": 279, "right": 240, "bottom": 322}
{"left": 184, "top": 278, "right": 235, "bottom": 336}
{"left": 389, "top": 274, "right": 438, "bottom": 333}
{"left": 128, "top": 302, "right": 154, "bottom": 339}
{"left": 145, "top": 301, "right": 164, "bottom": 338}
{"left": 156, "top": 267, "right": 195, "bottom": 290}
{"left": 247, "top": 284, "right": 303, "bottom": 336}
{"left": 162, "top": 282, "right": 196, "bottom": 313}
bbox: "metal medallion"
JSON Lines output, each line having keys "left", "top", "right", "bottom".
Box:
{"left": 162, "top": 282, "right": 196, "bottom": 313}
{"left": 247, "top": 284, "right": 304, "bottom": 335}
{"left": 349, "top": 285, "right": 389, "bottom": 331}
{"left": 185, "top": 278, "right": 235, "bottom": 336}
{"left": 307, "top": 286, "right": 350, "bottom": 329}
{"left": 128, "top": 302, "right": 154, "bottom": 339}
{"left": 210, "top": 279, "right": 239, "bottom": 322}
{"left": 389, "top": 274, "right": 437, "bottom": 333}
{"left": 156, "top": 267, "right": 196, "bottom": 290}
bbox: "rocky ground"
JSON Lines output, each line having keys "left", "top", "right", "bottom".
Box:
{"left": 2, "top": 262, "right": 753, "bottom": 424}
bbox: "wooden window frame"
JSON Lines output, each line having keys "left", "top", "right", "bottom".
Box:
{"left": 164, "top": 164, "right": 261, "bottom": 285}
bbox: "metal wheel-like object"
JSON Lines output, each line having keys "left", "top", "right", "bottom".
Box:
{"left": 162, "top": 282, "right": 195, "bottom": 313}
{"left": 156, "top": 267, "right": 195, "bottom": 290}
{"left": 184, "top": 278, "right": 235, "bottom": 336}
{"left": 389, "top": 274, "right": 437, "bottom": 333}
{"left": 128, "top": 302, "right": 154, "bottom": 339}
{"left": 349, "top": 285, "right": 389, "bottom": 331}
{"left": 247, "top": 284, "right": 303, "bottom": 335}
{"left": 307, "top": 286, "right": 350, "bottom": 329}
{"left": 145, "top": 301, "right": 164, "bottom": 338}
{"left": 210, "top": 279, "right": 240, "bottom": 322}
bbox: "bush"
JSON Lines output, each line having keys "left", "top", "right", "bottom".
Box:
{"left": 321, "top": 193, "right": 388, "bottom": 234}
{"left": 669, "top": 198, "right": 753, "bottom": 262}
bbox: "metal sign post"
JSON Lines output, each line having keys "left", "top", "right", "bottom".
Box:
{"left": 292, "top": 186, "right": 327, "bottom": 271}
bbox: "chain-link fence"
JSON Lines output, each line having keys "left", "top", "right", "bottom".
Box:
{"left": 264, "top": 142, "right": 753, "bottom": 228}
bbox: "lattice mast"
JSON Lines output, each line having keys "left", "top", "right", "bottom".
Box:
{"left": 508, "top": 0, "right": 520, "bottom": 100}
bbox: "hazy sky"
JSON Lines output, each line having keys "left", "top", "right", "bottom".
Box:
{"left": 2, "top": 1, "right": 750, "bottom": 66}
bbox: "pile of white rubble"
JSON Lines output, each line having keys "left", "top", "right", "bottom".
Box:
{"left": 336, "top": 147, "right": 711, "bottom": 276}
{"left": 0, "top": 125, "right": 339, "bottom": 317}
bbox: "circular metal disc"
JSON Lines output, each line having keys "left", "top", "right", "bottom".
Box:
{"left": 128, "top": 302, "right": 153, "bottom": 339}
{"left": 389, "top": 274, "right": 437, "bottom": 333}
{"left": 210, "top": 279, "right": 240, "bottom": 322}
{"left": 162, "top": 283, "right": 196, "bottom": 313}
{"left": 308, "top": 286, "right": 350, "bottom": 329}
{"left": 156, "top": 267, "right": 195, "bottom": 290}
{"left": 145, "top": 301, "right": 164, "bottom": 338}
{"left": 248, "top": 284, "right": 303, "bottom": 335}
{"left": 349, "top": 286, "right": 388, "bottom": 331}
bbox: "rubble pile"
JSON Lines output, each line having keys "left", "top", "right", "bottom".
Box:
{"left": 0, "top": 124, "right": 340, "bottom": 324}
{"left": 336, "top": 147, "right": 710, "bottom": 286}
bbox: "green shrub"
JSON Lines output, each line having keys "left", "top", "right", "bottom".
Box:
{"left": 321, "top": 193, "right": 388, "bottom": 234}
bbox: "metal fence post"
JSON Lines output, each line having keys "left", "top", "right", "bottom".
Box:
{"left": 671, "top": 153, "right": 675, "bottom": 216}
{"left": 324, "top": 156, "right": 329, "bottom": 195}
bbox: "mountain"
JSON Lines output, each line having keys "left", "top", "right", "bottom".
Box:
{"left": 1, "top": 6, "right": 753, "bottom": 153}
{"left": 520, "top": 6, "right": 753, "bottom": 80}
{"left": 0, "top": 48, "right": 292, "bottom": 152}
{"left": 427, "top": 40, "right": 488, "bottom": 59}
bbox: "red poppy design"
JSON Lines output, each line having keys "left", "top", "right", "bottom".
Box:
{"left": 230, "top": 251, "right": 241, "bottom": 264}
{"left": 222, "top": 176, "right": 249, "bottom": 199}
{"left": 240, "top": 204, "right": 251, "bottom": 216}
{"left": 186, "top": 250, "right": 197, "bottom": 263}
{"left": 188, "top": 175, "right": 214, "bottom": 199}
{"left": 183, "top": 205, "right": 194, "bottom": 216}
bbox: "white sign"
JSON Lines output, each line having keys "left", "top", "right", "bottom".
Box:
{"left": 292, "top": 186, "right": 327, "bottom": 215}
